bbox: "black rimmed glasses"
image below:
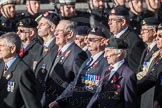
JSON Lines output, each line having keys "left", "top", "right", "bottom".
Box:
{"left": 87, "top": 38, "right": 102, "bottom": 42}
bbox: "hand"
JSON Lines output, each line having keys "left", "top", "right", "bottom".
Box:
{"left": 49, "top": 101, "right": 60, "bottom": 108}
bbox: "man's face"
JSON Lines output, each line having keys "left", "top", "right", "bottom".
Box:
{"left": 104, "top": 48, "right": 119, "bottom": 65}
{"left": 54, "top": 22, "right": 69, "bottom": 47}
{"left": 87, "top": 34, "right": 103, "bottom": 54}
{"left": 89, "top": 0, "right": 104, "bottom": 9}
{"left": 1, "top": 4, "right": 15, "bottom": 18}
{"left": 26, "top": 1, "right": 40, "bottom": 15}
{"left": 146, "top": 0, "right": 160, "bottom": 11}
{"left": 129, "top": 0, "right": 143, "bottom": 14}
{"left": 108, "top": 15, "right": 123, "bottom": 35}
{"left": 17, "top": 27, "right": 30, "bottom": 43}
{"left": 156, "top": 30, "right": 162, "bottom": 50}
{"left": 114, "top": 0, "right": 126, "bottom": 6}
{"left": 141, "top": 25, "right": 155, "bottom": 44}
{"left": 37, "top": 17, "right": 51, "bottom": 37}
{"left": 75, "top": 35, "right": 86, "bottom": 49}
{"left": 0, "top": 38, "right": 13, "bottom": 59}
{"left": 60, "top": 5, "right": 76, "bottom": 18}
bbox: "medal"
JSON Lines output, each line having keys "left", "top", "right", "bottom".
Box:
{"left": 7, "top": 81, "right": 15, "bottom": 92}
{"left": 41, "top": 64, "right": 46, "bottom": 73}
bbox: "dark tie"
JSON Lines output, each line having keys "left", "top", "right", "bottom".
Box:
{"left": 103, "top": 65, "right": 114, "bottom": 81}
{"left": 3, "top": 64, "right": 7, "bottom": 77}
{"left": 19, "top": 48, "right": 24, "bottom": 57}
{"left": 84, "top": 57, "right": 93, "bottom": 70}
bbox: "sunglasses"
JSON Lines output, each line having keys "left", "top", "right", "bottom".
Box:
{"left": 17, "top": 29, "right": 29, "bottom": 33}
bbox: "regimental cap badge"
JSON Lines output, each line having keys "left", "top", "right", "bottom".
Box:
{"left": 111, "top": 9, "right": 116, "bottom": 14}
{"left": 19, "top": 21, "right": 24, "bottom": 26}
{"left": 142, "top": 20, "right": 146, "bottom": 25}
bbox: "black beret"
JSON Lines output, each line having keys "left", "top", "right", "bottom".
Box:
{"left": 17, "top": 18, "right": 38, "bottom": 28}
{"left": 88, "top": 26, "right": 110, "bottom": 39}
{"left": 106, "top": 38, "right": 128, "bottom": 49}
{"left": 76, "top": 26, "right": 89, "bottom": 36}
{"left": 109, "top": 6, "right": 129, "bottom": 17}
{"left": 36, "top": 11, "right": 60, "bottom": 25}
{"left": 141, "top": 17, "right": 159, "bottom": 26}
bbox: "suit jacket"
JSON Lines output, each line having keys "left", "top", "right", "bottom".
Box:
{"left": 119, "top": 28, "right": 145, "bottom": 73}
{"left": 34, "top": 42, "right": 58, "bottom": 103}
{"left": 56, "top": 52, "right": 108, "bottom": 108}
{"left": 88, "top": 62, "right": 137, "bottom": 108}
{"left": 22, "top": 37, "right": 43, "bottom": 70}
{"left": 0, "top": 57, "right": 42, "bottom": 108}
{"left": 138, "top": 45, "right": 158, "bottom": 72}
{"left": 45, "top": 42, "right": 88, "bottom": 105}
{"left": 137, "top": 50, "right": 162, "bottom": 95}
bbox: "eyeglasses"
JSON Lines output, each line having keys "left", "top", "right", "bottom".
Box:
{"left": 108, "top": 18, "right": 122, "bottom": 23}
{"left": 87, "top": 38, "right": 102, "bottom": 42}
{"left": 141, "top": 29, "right": 153, "bottom": 34}
{"left": 17, "top": 29, "right": 30, "bottom": 33}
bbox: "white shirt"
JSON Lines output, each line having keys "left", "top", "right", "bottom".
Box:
{"left": 108, "top": 59, "right": 125, "bottom": 80}
{"left": 89, "top": 51, "right": 104, "bottom": 66}
{"left": 59, "top": 41, "right": 73, "bottom": 54}
{"left": 44, "top": 37, "right": 54, "bottom": 48}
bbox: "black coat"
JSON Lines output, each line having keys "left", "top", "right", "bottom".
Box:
{"left": 0, "top": 57, "right": 42, "bottom": 108}
{"left": 119, "top": 28, "right": 145, "bottom": 73}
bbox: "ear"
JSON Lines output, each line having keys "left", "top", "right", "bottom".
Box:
{"left": 50, "top": 24, "right": 56, "bottom": 32}
{"left": 121, "top": 19, "right": 126, "bottom": 26}
{"left": 67, "top": 31, "right": 74, "bottom": 39}
{"left": 10, "top": 45, "right": 16, "bottom": 54}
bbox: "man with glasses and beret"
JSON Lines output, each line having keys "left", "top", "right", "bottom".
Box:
{"left": 17, "top": 18, "right": 43, "bottom": 70}
{"left": 108, "top": 6, "right": 145, "bottom": 73}
{"left": 75, "top": 26, "right": 91, "bottom": 57}
{"left": 39, "top": 20, "right": 88, "bottom": 107}
{"left": 137, "top": 17, "right": 160, "bottom": 108}
{"left": 154, "top": 23, "right": 162, "bottom": 108}
{"left": 48, "top": 26, "right": 109, "bottom": 108}
{"left": 87, "top": 38, "right": 137, "bottom": 108}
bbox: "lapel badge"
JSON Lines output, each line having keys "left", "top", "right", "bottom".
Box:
{"left": 41, "top": 64, "right": 46, "bottom": 73}
{"left": 7, "top": 81, "right": 15, "bottom": 92}
{"left": 33, "top": 61, "right": 38, "bottom": 71}
{"left": 6, "top": 73, "right": 12, "bottom": 80}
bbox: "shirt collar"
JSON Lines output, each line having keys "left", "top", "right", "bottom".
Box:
{"left": 60, "top": 41, "right": 73, "bottom": 54}
{"left": 114, "top": 27, "right": 128, "bottom": 38}
{"left": 89, "top": 51, "right": 104, "bottom": 66}
{"left": 44, "top": 37, "right": 54, "bottom": 47}
{"left": 112, "top": 59, "right": 125, "bottom": 72}
{"left": 148, "top": 41, "right": 156, "bottom": 50}
{"left": 6, "top": 55, "right": 18, "bottom": 70}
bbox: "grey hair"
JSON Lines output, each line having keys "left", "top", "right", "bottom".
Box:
{"left": 0, "top": 32, "right": 22, "bottom": 53}
{"left": 114, "top": 49, "right": 127, "bottom": 59}
{"left": 60, "top": 20, "right": 77, "bottom": 35}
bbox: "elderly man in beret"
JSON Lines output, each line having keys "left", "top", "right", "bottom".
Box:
{"left": 48, "top": 26, "right": 109, "bottom": 108}
{"left": 87, "top": 38, "right": 137, "bottom": 108}
{"left": 137, "top": 17, "right": 160, "bottom": 108}
{"left": 17, "top": 18, "right": 43, "bottom": 70}
{"left": 108, "top": 6, "right": 145, "bottom": 73}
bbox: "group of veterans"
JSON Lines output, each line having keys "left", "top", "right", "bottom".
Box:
{"left": 0, "top": 0, "right": 162, "bottom": 108}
